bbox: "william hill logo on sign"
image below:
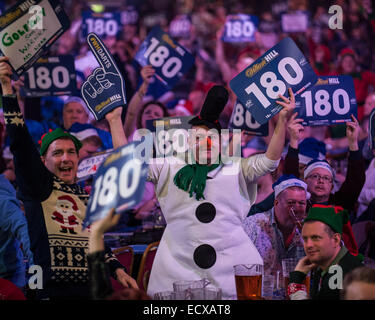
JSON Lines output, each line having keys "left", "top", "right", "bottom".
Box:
{"left": 245, "top": 50, "right": 279, "bottom": 78}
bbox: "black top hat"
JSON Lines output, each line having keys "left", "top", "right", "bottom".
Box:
{"left": 188, "top": 85, "right": 229, "bottom": 131}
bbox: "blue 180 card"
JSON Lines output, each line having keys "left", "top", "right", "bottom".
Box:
{"left": 146, "top": 115, "right": 194, "bottom": 158}
{"left": 295, "top": 76, "right": 357, "bottom": 126}
{"left": 83, "top": 141, "right": 149, "bottom": 229}
{"left": 222, "top": 14, "right": 259, "bottom": 43}
{"left": 81, "top": 11, "right": 122, "bottom": 39}
{"left": 134, "top": 26, "right": 195, "bottom": 89}
{"left": 24, "top": 55, "right": 77, "bottom": 97}
{"left": 229, "top": 101, "right": 269, "bottom": 136}
{"left": 229, "top": 37, "right": 318, "bottom": 125}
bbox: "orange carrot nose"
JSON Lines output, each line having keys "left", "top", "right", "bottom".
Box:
{"left": 206, "top": 137, "right": 212, "bottom": 148}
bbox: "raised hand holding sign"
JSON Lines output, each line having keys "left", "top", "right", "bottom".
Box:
{"left": 81, "top": 33, "right": 127, "bottom": 120}
{"left": 229, "top": 37, "right": 317, "bottom": 125}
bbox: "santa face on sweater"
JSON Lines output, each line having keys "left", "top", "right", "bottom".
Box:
{"left": 52, "top": 195, "right": 80, "bottom": 234}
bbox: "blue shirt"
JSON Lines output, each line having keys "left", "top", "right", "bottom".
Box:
{"left": 0, "top": 175, "right": 33, "bottom": 286}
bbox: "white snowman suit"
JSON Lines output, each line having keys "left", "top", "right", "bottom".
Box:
{"left": 146, "top": 153, "right": 280, "bottom": 299}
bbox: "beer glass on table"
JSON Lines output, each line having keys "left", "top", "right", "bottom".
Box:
{"left": 234, "top": 264, "right": 263, "bottom": 300}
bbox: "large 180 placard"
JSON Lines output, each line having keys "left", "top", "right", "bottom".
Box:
{"left": 24, "top": 55, "right": 77, "bottom": 97}
{"left": 229, "top": 101, "right": 269, "bottom": 136}
{"left": 229, "top": 37, "right": 318, "bottom": 125}
{"left": 81, "top": 11, "right": 122, "bottom": 39}
{"left": 83, "top": 142, "right": 149, "bottom": 229}
{"left": 222, "top": 14, "right": 258, "bottom": 43}
{"left": 295, "top": 76, "right": 357, "bottom": 126}
{"left": 134, "top": 26, "right": 195, "bottom": 89}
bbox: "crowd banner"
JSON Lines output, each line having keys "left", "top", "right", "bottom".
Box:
{"left": 230, "top": 37, "right": 318, "bottom": 125}
{"left": 0, "top": 0, "right": 70, "bottom": 77}
{"left": 229, "top": 100, "right": 269, "bottom": 136}
{"left": 134, "top": 26, "right": 195, "bottom": 89}
{"left": 295, "top": 75, "right": 357, "bottom": 126}
{"left": 83, "top": 141, "right": 149, "bottom": 229}
{"left": 222, "top": 14, "right": 259, "bottom": 43}
{"left": 77, "top": 149, "right": 113, "bottom": 182}
{"left": 80, "top": 32, "right": 127, "bottom": 121}
{"left": 23, "top": 54, "right": 76, "bottom": 96}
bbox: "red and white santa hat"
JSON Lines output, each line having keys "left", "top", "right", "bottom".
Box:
{"left": 58, "top": 195, "right": 78, "bottom": 211}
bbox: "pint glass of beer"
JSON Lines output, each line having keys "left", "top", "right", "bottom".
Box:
{"left": 234, "top": 264, "right": 263, "bottom": 300}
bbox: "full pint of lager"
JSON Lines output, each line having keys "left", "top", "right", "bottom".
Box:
{"left": 234, "top": 264, "right": 263, "bottom": 300}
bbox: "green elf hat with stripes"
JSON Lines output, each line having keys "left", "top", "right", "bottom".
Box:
{"left": 39, "top": 128, "right": 82, "bottom": 156}
{"left": 303, "top": 204, "right": 349, "bottom": 234}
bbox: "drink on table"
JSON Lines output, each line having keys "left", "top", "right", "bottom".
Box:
{"left": 234, "top": 264, "right": 263, "bottom": 300}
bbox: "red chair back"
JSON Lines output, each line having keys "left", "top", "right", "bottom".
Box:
{"left": 0, "top": 278, "right": 26, "bottom": 300}
{"left": 137, "top": 241, "right": 159, "bottom": 292}
{"left": 111, "top": 246, "right": 134, "bottom": 292}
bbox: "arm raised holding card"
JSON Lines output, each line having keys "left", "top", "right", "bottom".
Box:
{"left": 123, "top": 65, "right": 155, "bottom": 138}
{"left": 265, "top": 88, "right": 296, "bottom": 161}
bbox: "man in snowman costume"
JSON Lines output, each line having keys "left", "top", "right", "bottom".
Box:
{"left": 146, "top": 85, "right": 296, "bottom": 299}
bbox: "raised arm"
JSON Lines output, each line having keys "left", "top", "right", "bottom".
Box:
{"left": 265, "top": 88, "right": 296, "bottom": 161}
{"left": 0, "top": 57, "right": 53, "bottom": 200}
{"left": 123, "top": 65, "right": 155, "bottom": 138}
{"left": 283, "top": 112, "right": 304, "bottom": 177}
{"left": 333, "top": 115, "right": 366, "bottom": 211}
{"left": 88, "top": 208, "right": 139, "bottom": 297}
{"left": 215, "top": 27, "right": 233, "bottom": 84}
{"left": 105, "top": 107, "right": 127, "bottom": 149}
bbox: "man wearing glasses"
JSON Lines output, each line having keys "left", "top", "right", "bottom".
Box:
{"left": 303, "top": 159, "right": 361, "bottom": 256}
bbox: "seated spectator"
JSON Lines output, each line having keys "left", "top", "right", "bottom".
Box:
{"left": 288, "top": 205, "right": 363, "bottom": 300}
{"left": 284, "top": 114, "right": 365, "bottom": 255}
{"left": 342, "top": 266, "right": 375, "bottom": 300}
{"left": 243, "top": 175, "right": 309, "bottom": 276}
{"left": 62, "top": 97, "right": 112, "bottom": 150}
{"left": 69, "top": 123, "right": 104, "bottom": 161}
{"left": 62, "top": 96, "right": 94, "bottom": 130}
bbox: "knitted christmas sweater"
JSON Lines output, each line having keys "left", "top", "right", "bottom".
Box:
{"left": 2, "top": 96, "right": 123, "bottom": 298}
